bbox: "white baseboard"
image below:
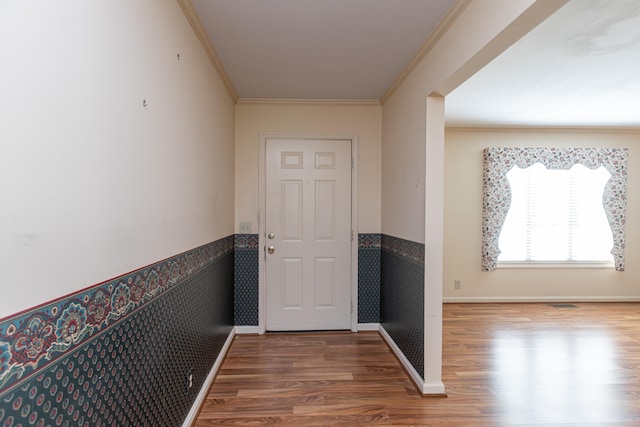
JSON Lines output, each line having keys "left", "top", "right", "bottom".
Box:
{"left": 234, "top": 325, "right": 260, "bottom": 334}
{"left": 182, "top": 329, "right": 235, "bottom": 427}
{"left": 378, "top": 325, "right": 445, "bottom": 396}
{"left": 443, "top": 296, "right": 640, "bottom": 303}
{"left": 356, "top": 323, "right": 380, "bottom": 331}
{"left": 235, "top": 325, "right": 387, "bottom": 333}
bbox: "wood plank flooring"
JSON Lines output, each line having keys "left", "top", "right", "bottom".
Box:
{"left": 194, "top": 303, "right": 640, "bottom": 426}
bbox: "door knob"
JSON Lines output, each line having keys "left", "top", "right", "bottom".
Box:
{"left": 267, "top": 246, "right": 275, "bottom": 254}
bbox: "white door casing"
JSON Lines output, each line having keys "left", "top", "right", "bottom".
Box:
{"left": 262, "top": 137, "right": 354, "bottom": 331}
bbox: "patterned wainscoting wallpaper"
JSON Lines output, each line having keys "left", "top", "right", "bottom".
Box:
{"left": 234, "top": 234, "right": 259, "bottom": 326}
{"left": 0, "top": 237, "right": 234, "bottom": 427}
{"left": 380, "top": 234, "right": 425, "bottom": 378}
{"left": 233, "top": 234, "right": 382, "bottom": 327}
{"left": 358, "top": 234, "right": 381, "bottom": 324}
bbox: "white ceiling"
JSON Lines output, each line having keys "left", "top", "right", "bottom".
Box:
{"left": 192, "top": 0, "right": 640, "bottom": 128}
{"left": 446, "top": 0, "right": 640, "bottom": 128}
{"left": 192, "top": 0, "right": 457, "bottom": 99}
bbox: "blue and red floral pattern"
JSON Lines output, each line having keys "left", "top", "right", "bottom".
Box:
{"left": 482, "top": 147, "right": 628, "bottom": 271}
{"left": 234, "top": 234, "right": 259, "bottom": 249}
{"left": 85, "top": 290, "right": 110, "bottom": 327}
{"left": 0, "top": 342, "right": 12, "bottom": 377}
{"left": 381, "top": 234, "right": 424, "bottom": 265}
{"left": 358, "top": 233, "right": 381, "bottom": 249}
{"left": 55, "top": 303, "right": 88, "bottom": 344}
{"left": 11, "top": 316, "right": 56, "bottom": 368}
{"left": 0, "top": 237, "right": 233, "bottom": 395}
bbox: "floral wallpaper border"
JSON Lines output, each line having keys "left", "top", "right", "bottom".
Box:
{"left": 359, "top": 233, "right": 381, "bottom": 249}
{"left": 482, "top": 147, "right": 628, "bottom": 271}
{"left": 0, "top": 237, "right": 234, "bottom": 395}
{"left": 234, "top": 233, "right": 259, "bottom": 249}
{"left": 381, "top": 234, "right": 424, "bottom": 265}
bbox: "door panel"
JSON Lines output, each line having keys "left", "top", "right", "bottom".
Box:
{"left": 315, "top": 257, "right": 336, "bottom": 307}
{"left": 282, "top": 180, "right": 303, "bottom": 240}
{"left": 265, "top": 138, "right": 351, "bottom": 331}
{"left": 315, "top": 181, "right": 336, "bottom": 240}
{"left": 282, "top": 258, "right": 303, "bottom": 308}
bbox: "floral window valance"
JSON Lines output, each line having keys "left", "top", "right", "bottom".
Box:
{"left": 482, "top": 147, "right": 628, "bottom": 271}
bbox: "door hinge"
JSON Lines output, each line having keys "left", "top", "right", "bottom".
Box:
{"left": 351, "top": 230, "right": 354, "bottom": 241}
{"left": 351, "top": 301, "right": 353, "bottom": 314}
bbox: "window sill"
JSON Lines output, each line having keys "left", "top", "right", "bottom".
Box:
{"left": 497, "top": 261, "right": 614, "bottom": 269}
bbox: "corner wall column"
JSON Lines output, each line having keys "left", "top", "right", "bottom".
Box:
{"left": 423, "top": 95, "right": 445, "bottom": 394}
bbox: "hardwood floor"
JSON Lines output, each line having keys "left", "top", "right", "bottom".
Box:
{"left": 194, "top": 303, "right": 640, "bottom": 426}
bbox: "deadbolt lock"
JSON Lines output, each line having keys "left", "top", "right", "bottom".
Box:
{"left": 267, "top": 232, "right": 275, "bottom": 239}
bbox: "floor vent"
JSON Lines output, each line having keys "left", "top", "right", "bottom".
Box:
{"left": 549, "top": 303, "right": 579, "bottom": 308}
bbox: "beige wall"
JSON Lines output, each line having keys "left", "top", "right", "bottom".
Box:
{"left": 235, "top": 101, "right": 382, "bottom": 233}
{"left": 0, "top": 0, "right": 235, "bottom": 318}
{"left": 444, "top": 128, "right": 640, "bottom": 301}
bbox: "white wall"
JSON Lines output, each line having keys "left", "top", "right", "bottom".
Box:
{"left": 235, "top": 100, "right": 382, "bottom": 233}
{"left": 444, "top": 128, "right": 640, "bottom": 300}
{"left": 0, "top": 1, "right": 235, "bottom": 318}
{"left": 381, "top": 0, "right": 565, "bottom": 243}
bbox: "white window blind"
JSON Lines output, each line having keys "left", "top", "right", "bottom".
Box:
{"left": 498, "top": 163, "right": 614, "bottom": 263}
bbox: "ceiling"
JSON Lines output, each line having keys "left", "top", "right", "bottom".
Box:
{"left": 192, "top": 0, "right": 457, "bottom": 100}
{"left": 192, "top": 0, "right": 640, "bottom": 128}
{"left": 446, "top": 0, "right": 640, "bottom": 128}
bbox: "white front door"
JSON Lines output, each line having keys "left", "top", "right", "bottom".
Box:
{"left": 265, "top": 138, "right": 352, "bottom": 331}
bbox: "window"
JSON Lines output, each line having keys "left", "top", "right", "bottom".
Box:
{"left": 498, "top": 163, "right": 613, "bottom": 264}
{"left": 482, "top": 147, "right": 628, "bottom": 271}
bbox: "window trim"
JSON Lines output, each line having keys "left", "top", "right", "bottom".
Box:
{"left": 497, "top": 261, "right": 615, "bottom": 269}
{"left": 482, "top": 147, "right": 628, "bottom": 272}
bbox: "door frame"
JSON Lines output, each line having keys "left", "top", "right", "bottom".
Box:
{"left": 258, "top": 132, "right": 359, "bottom": 334}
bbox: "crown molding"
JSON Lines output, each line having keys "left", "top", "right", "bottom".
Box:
{"left": 446, "top": 125, "right": 640, "bottom": 132}
{"left": 176, "top": 0, "right": 239, "bottom": 102}
{"left": 237, "top": 98, "right": 381, "bottom": 107}
{"left": 380, "top": 0, "right": 472, "bottom": 105}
